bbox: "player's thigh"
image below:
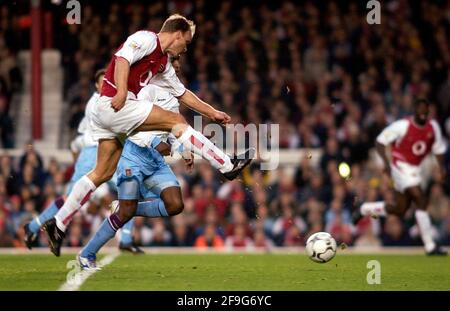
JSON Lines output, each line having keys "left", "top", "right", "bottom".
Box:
{"left": 393, "top": 191, "right": 411, "bottom": 216}
{"left": 117, "top": 164, "right": 143, "bottom": 201}
{"left": 391, "top": 161, "right": 422, "bottom": 193}
{"left": 134, "top": 104, "right": 187, "bottom": 134}
{"left": 116, "top": 177, "right": 141, "bottom": 221}
{"left": 405, "top": 186, "right": 427, "bottom": 210}
{"left": 88, "top": 139, "right": 123, "bottom": 184}
{"left": 116, "top": 199, "right": 139, "bottom": 222}
{"left": 142, "top": 164, "right": 180, "bottom": 196}
{"left": 160, "top": 186, "right": 184, "bottom": 215}
{"left": 93, "top": 96, "right": 153, "bottom": 138}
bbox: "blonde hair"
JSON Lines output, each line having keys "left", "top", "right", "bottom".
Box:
{"left": 161, "top": 14, "right": 196, "bottom": 39}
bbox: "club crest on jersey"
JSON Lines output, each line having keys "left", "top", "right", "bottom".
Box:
{"left": 412, "top": 140, "right": 427, "bottom": 156}
{"left": 139, "top": 72, "right": 152, "bottom": 86}
{"left": 129, "top": 41, "right": 140, "bottom": 50}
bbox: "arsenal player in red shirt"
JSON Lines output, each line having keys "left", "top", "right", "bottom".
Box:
{"left": 354, "top": 99, "right": 447, "bottom": 255}
{"left": 43, "top": 14, "right": 253, "bottom": 257}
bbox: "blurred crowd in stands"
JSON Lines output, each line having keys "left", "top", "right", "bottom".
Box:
{"left": 0, "top": 0, "right": 450, "bottom": 249}
{"left": 0, "top": 3, "right": 22, "bottom": 148}
{"left": 1, "top": 140, "right": 450, "bottom": 249}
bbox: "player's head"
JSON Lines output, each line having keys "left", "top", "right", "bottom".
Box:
{"left": 160, "top": 14, "right": 195, "bottom": 56}
{"left": 413, "top": 98, "right": 430, "bottom": 125}
{"left": 94, "top": 68, "right": 106, "bottom": 93}
{"left": 170, "top": 55, "right": 181, "bottom": 74}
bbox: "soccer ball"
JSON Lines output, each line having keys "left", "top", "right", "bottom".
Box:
{"left": 306, "top": 232, "right": 337, "bottom": 263}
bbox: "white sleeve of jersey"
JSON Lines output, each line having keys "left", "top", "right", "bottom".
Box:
{"left": 70, "top": 135, "right": 85, "bottom": 153}
{"left": 85, "top": 92, "right": 99, "bottom": 117}
{"left": 115, "top": 31, "right": 157, "bottom": 65}
{"left": 137, "top": 84, "right": 158, "bottom": 102}
{"left": 78, "top": 92, "right": 99, "bottom": 135}
{"left": 430, "top": 119, "right": 447, "bottom": 155}
{"left": 77, "top": 116, "right": 88, "bottom": 134}
{"left": 151, "top": 61, "right": 186, "bottom": 97}
{"left": 127, "top": 132, "right": 158, "bottom": 148}
{"left": 376, "top": 119, "right": 409, "bottom": 146}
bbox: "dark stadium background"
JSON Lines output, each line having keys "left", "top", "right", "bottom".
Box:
{"left": 0, "top": 0, "right": 449, "bottom": 250}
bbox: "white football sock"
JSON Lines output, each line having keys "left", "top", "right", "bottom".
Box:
{"left": 414, "top": 210, "right": 436, "bottom": 252}
{"left": 55, "top": 175, "right": 96, "bottom": 231}
{"left": 360, "top": 201, "right": 387, "bottom": 217}
{"left": 177, "top": 126, "right": 233, "bottom": 173}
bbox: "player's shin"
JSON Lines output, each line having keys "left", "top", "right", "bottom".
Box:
{"left": 81, "top": 213, "right": 123, "bottom": 258}
{"left": 360, "top": 201, "right": 387, "bottom": 217}
{"left": 415, "top": 209, "right": 436, "bottom": 252}
{"left": 29, "top": 197, "right": 65, "bottom": 234}
{"left": 54, "top": 176, "right": 96, "bottom": 231}
{"left": 119, "top": 218, "right": 135, "bottom": 245}
{"left": 176, "top": 126, "right": 233, "bottom": 173}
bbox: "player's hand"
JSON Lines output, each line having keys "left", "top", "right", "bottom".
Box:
{"left": 182, "top": 151, "right": 194, "bottom": 172}
{"left": 155, "top": 142, "right": 171, "bottom": 156}
{"left": 111, "top": 92, "right": 127, "bottom": 112}
{"left": 211, "top": 110, "right": 231, "bottom": 125}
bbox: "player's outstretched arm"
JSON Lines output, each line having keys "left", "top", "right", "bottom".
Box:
{"left": 435, "top": 153, "right": 447, "bottom": 182}
{"left": 376, "top": 141, "right": 391, "bottom": 175}
{"left": 179, "top": 90, "right": 231, "bottom": 125}
{"left": 111, "top": 57, "right": 130, "bottom": 112}
{"left": 431, "top": 119, "right": 447, "bottom": 181}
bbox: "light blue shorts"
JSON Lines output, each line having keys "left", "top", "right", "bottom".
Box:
{"left": 117, "top": 139, "right": 179, "bottom": 200}
{"left": 66, "top": 146, "right": 97, "bottom": 195}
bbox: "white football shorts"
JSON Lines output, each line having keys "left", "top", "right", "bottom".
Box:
{"left": 390, "top": 160, "right": 424, "bottom": 192}
{"left": 90, "top": 92, "right": 153, "bottom": 141}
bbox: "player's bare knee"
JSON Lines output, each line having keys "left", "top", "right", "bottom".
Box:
{"left": 164, "top": 196, "right": 184, "bottom": 216}
{"left": 410, "top": 195, "right": 427, "bottom": 210}
{"left": 118, "top": 210, "right": 135, "bottom": 223}
{"left": 170, "top": 115, "right": 188, "bottom": 137}
{"left": 117, "top": 200, "right": 137, "bottom": 222}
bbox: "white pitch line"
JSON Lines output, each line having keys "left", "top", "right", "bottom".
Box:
{"left": 58, "top": 253, "right": 119, "bottom": 291}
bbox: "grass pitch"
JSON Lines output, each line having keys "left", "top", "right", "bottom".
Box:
{"left": 0, "top": 252, "right": 449, "bottom": 291}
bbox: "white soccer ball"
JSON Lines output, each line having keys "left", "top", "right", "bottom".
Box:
{"left": 306, "top": 232, "right": 337, "bottom": 263}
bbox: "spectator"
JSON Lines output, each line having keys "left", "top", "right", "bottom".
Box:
{"left": 0, "top": 155, "right": 19, "bottom": 195}
{"left": 194, "top": 223, "right": 224, "bottom": 249}
{"left": 225, "top": 224, "right": 254, "bottom": 249}
{"left": 253, "top": 228, "right": 274, "bottom": 250}
{"left": 148, "top": 219, "right": 172, "bottom": 247}
{"left": 272, "top": 205, "right": 307, "bottom": 246}
{"left": 170, "top": 214, "right": 195, "bottom": 247}
{"left": 0, "top": 93, "right": 13, "bottom": 148}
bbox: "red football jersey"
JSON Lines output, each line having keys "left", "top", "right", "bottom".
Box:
{"left": 378, "top": 116, "right": 446, "bottom": 166}
{"left": 101, "top": 31, "right": 168, "bottom": 97}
